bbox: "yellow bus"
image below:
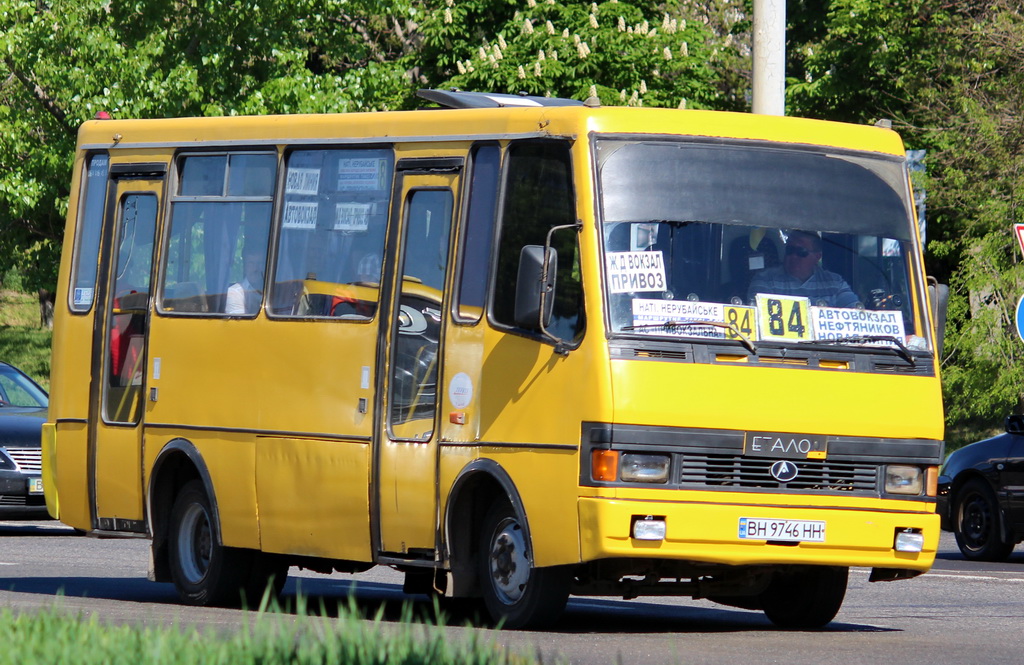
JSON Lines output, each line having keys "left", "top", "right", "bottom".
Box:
{"left": 43, "top": 89, "right": 945, "bottom": 629}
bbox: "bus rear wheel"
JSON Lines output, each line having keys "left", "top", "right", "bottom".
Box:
{"left": 759, "top": 566, "right": 847, "bottom": 629}
{"left": 478, "top": 502, "right": 571, "bottom": 630}
{"left": 168, "top": 480, "right": 287, "bottom": 607}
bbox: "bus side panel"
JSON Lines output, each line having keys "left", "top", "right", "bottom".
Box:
{"left": 471, "top": 333, "right": 611, "bottom": 568}
{"left": 143, "top": 430, "right": 260, "bottom": 549}
{"left": 46, "top": 149, "right": 96, "bottom": 529}
{"left": 145, "top": 313, "right": 377, "bottom": 555}
{"left": 486, "top": 449, "right": 582, "bottom": 568}
{"left": 255, "top": 437, "right": 371, "bottom": 560}
{"left": 48, "top": 422, "right": 91, "bottom": 528}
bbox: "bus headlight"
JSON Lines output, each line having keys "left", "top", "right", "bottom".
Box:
{"left": 620, "top": 454, "right": 670, "bottom": 484}
{"left": 885, "top": 465, "right": 923, "bottom": 495}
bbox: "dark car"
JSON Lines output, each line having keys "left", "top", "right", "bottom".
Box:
{"left": 0, "top": 362, "right": 49, "bottom": 519}
{"left": 937, "top": 415, "right": 1024, "bottom": 561}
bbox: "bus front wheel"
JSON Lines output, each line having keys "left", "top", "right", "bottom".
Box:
{"left": 478, "top": 502, "right": 571, "bottom": 629}
{"left": 168, "top": 480, "right": 286, "bottom": 607}
{"left": 759, "top": 566, "right": 847, "bottom": 629}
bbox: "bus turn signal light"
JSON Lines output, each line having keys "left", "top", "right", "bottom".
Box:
{"left": 592, "top": 449, "right": 619, "bottom": 482}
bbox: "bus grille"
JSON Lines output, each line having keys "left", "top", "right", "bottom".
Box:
{"left": 5, "top": 448, "right": 42, "bottom": 474}
{"left": 680, "top": 454, "right": 878, "bottom": 493}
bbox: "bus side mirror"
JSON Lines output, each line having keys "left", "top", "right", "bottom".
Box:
{"left": 514, "top": 245, "right": 556, "bottom": 330}
{"left": 927, "top": 277, "right": 949, "bottom": 358}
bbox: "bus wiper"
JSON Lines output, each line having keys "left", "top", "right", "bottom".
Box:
{"left": 797, "top": 335, "right": 915, "bottom": 366}
{"left": 622, "top": 320, "right": 757, "bottom": 354}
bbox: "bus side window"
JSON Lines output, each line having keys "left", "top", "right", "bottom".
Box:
{"left": 160, "top": 153, "right": 275, "bottom": 316}
{"left": 491, "top": 140, "right": 584, "bottom": 341}
{"left": 453, "top": 143, "right": 500, "bottom": 323}
{"left": 69, "top": 153, "right": 110, "bottom": 312}
{"left": 270, "top": 148, "right": 394, "bottom": 319}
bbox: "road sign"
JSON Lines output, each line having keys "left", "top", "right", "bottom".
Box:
{"left": 1015, "top": 224, "right": 1024, "bottom": 256}
{"left": 1017, "top": 295, "right": 1024, "bottom": 343}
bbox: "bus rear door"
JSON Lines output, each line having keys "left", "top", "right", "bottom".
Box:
{"left": 90, "top": 165, "right": 165, "bottom": 533}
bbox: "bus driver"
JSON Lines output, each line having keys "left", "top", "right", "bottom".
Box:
{"left": 747, "top": 229, "right": 860, "bottom": 308}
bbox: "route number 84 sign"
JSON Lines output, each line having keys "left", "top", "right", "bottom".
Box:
{"left": 755, "top": 294, "right": 812, "bottom": 341}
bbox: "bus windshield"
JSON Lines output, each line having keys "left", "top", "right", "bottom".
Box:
{"left": 597, "top": 139, "right": 928, "bottom": 352}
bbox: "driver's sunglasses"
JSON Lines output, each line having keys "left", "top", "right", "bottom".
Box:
{"left": 785, "top": 245, "right": 812, "bottom": 258}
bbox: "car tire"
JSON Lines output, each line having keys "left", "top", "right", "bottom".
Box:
{"left": 168, "top": 480, "right": 285, "bottom": 606}
{"left": 478, "top": 501, "right": 571, "bottom": 630}
{"left": 954, "top": 478, "right": 1015, "bottom": 562}
{"left": 759, "top": 566, "right": 847, "bottom": 629}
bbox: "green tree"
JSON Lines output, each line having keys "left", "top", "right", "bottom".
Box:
{"left": 0, "top": 0, "right": 416, "bottom": 292}
{"left": 417, "top": 0, "right": 743, "bottom": 109}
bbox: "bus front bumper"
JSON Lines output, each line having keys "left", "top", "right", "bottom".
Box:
{"left": 578, "top": 496, "right": 939, "bottom": 572}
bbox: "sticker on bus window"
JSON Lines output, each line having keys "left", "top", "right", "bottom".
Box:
{"left": 286, "top": 167, "right": 321, "bottom": 196}
{"left": 755, "top": 294, "right": 812, "bottom": 341}
{"left": 283, "top": 202, "right": 319, "bottom": 230}
{"left": 334, "top": 203, "right": 372, "bottom": 232}
{"left": 631, "top": 299, "right": 725, "bottom": 338}
{"left": 606, "top": 251, "right": 667, "bottom": 294}
{"left": 811, "top": 307, "right": 906, "bottom": 342}
{"left": 73, "top": 287, "right": 94, "bottom": 307}
{"left": 337, "top": 158, "right": 388, "bottom": 191}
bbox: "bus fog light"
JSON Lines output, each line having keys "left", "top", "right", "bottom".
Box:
{"left": 632, "top": 516, "right": 666, "bottom": 541}
{"left": 895, "top": 529, "right": 924, "bottom": 553}
{"left": 620, "top": 454, "right": 670, "bottom": 483}
{"left": 885, "top": 465, "right": 923, "bottom": 495}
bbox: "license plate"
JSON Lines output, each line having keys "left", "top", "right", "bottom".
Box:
{"left": 739, "top": 517, "right": 825, "bottom": 542}
{"left": 28, "top": 478, "right": 43, "bottom": 494}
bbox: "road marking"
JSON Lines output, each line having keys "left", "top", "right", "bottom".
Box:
{"left": 926, "top": 572, "right": 1024, "bottom": 582}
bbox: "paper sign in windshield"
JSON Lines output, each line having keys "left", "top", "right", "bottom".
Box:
{"left": 283, "top": 201, "right": 319, "bottom": 230}
{"left": 631, "top": 299, "right": 725, "bottom": 337}
{"left": 811, "top": 307, "right": 906, "bottom": 342}
{"left": 286, "top": 167, "right": 321, "bottom": 196}
{"left": 337, "top": 158, "right": 387, "bottom": 191}
{"left": 606, "top": 251, "right": 667, "bottom": 294}
{"left": 334, "top": 202, "right": 372, "bottom": 232}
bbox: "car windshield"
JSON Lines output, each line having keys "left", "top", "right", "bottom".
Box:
{"left": 597, "top": 139, "right": 929, "bottom": 352}
{"left": 0, "top": 364, "right": 48, "bottom": 408}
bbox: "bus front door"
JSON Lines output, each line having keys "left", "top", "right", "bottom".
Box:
{"left": 376, "top": 166, "right": 459, "bottom": 558}
{"left": 90, "top": 171, "right": 164, "bottom": 533}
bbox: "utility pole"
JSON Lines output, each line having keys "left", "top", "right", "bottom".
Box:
{"left": 752, "top": 0, "right": 786, "bottom": 116}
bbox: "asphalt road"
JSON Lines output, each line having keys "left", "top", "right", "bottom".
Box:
{"left": 1, "top": 519, "right": 1022, "bottom": 665}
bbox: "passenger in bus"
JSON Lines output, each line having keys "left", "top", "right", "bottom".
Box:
{"left": 747, "top": 230, "right": 860, "bottom": 308}
{"left": 226, "top": 250, "right": 265, "bottom": 315}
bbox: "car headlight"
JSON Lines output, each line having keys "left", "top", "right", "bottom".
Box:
{"left": 885, "top": 465, "right": 923, "bottom": 495}
{"left": 0, "top": 448, "right": 14, "bottom": 471}
{"left": 620, "top": 453, "right": 670, "bottom": 484}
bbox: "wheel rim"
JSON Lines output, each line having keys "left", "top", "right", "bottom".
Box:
{"left": 487, "top": 516, "right": 530, "bottom": 605}
{"left": 176, "top": 502, "right": 213, "bottom": 584}
{"left": 960, "top": 491, "right": 994, "bottom": 552}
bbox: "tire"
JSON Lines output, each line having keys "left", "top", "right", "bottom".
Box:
{"left": 954, "top": 478, "right": 1015, "bottom": 562}
{"left": 168, "top": 480, "right": 287, "bottom": 607}
{"left": 759, "top": 566, "right": 848, "bottom": 629}
{"left": 478, "top": 501, "right": 571, "bottom": 630}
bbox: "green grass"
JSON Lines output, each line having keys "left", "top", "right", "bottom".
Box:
{"left": 0, "top": 600, "right": 539, "bottom": 665}
{"left": 0, "top": 290, "right": 52, "bottom": 391}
